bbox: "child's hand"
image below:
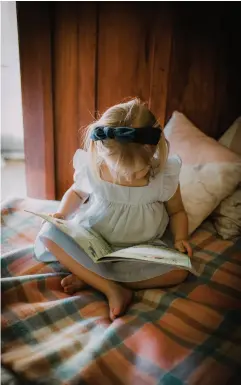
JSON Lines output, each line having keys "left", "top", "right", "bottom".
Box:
{"left": 41, "top": 212, "right": 65, "bottom": 226}
{"left": 51, "top": 213, "right": 66, "bottom": 220}
{"left": 174, "top": 239, "right": 193, "bottom": 257}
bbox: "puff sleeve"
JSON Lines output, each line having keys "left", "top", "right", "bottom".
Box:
{"left": 160, "top": 155, "right": 182, "bottom": 201}
{"left": 72, "top": 150, "right": 93, "bottom": 195}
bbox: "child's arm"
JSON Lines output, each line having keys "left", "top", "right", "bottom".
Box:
{"left": 165, "top": 185, "right": 193, "bottom": 257}
{"left": 53, "top": 186, "right": 88, "bottom": 219}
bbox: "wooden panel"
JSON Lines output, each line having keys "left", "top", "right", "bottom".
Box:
{"left": 53, "top": 2, "right": 97, "bottom": 198}
{"left": 18, "top": 2, "right": 240, "bottom": 201}
{"left": 149, "top": 3, "right": 173, "bottom": 127}
{"left": 17, "top": 2, "right": 55, "bottom": 199}
{"left": 78, "top": 2, "right": 97, "bottom": 146}
{"left": 53, "top": 2, "right": 79, "bottom": 199}
{"left": 165, "top": 3, "right": 241, "bottom": 138}
{"left": 166, "top": 4, "right": 218, "bottom": 137}
{"left": 97, "top": 2, "right": 155, "bottom": 114}
{"left": 215, "top": 3, "right": 241, "bottom": 137}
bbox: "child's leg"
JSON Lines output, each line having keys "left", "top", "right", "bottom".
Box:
{"left": 63, "top": 269, "right": 188, "bottom": 292}
{"left": 42, "top": 238, "right": 132, "bottom": 321}
{"left": 125, "top": 269, "right": 188, "bottom": 290}
{"left": 62, "top": 269, "right": 188, "bottom": 293}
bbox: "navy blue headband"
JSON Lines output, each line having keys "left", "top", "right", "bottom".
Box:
{"left": 90, "top": 126, "right": 161, "bottom": 145}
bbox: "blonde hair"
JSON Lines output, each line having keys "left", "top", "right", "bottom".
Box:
{"left": 84, "top": 98, "right": 169, "bottom": 182}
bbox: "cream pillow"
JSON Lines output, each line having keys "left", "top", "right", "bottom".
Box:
{"left": 213, "top": 188, "right": 241, "bottom": 239}
{"left": 212, "top": 117, "right": 241, "bottom": 239}
{"left": 219, "top": 117, "right": 241, "bottom": 156}
{"left": 164, "top": 112, "right": 241, "bottom": 234}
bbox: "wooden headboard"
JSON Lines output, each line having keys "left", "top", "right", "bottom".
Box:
{"left": 18, "top": 2, "right": 241, "bottom": 199}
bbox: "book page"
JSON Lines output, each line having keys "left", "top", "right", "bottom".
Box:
{"left": 106, "top": 245, "right": 192, "bottom": 269}
{"left": 25, "top": 211, "right": 112, "bottom": 262}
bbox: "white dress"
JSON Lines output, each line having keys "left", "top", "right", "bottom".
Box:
{"left": 35, "top": 150, "right": 182, "bottom": 282}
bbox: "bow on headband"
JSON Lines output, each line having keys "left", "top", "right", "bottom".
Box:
{"left": 90, "top": 126, "right": 161, "bottom": 145}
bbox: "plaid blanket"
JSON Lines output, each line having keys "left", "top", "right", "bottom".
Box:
{"left": 1, "top": 198, "right": 241, "bottom": 385}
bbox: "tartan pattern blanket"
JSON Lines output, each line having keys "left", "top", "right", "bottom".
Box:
{"left": 1, "top": 198, "right": 241, "bottom": 385}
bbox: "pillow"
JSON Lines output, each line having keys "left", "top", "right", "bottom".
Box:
{"left": 212, "top": 117, "right": 241, "bottom": 239}
{"left": 219, "top": 117, "right": 241, "bottom": 156}
{"left": 213, "top": 188, "right": 241, "bottom": 239}
{"left": 164, "top": 112, "right": 241, "bottom": 234}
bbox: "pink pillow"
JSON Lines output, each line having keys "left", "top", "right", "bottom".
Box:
{"left": 164, "top": 112, "right": 241, "bottom": 234}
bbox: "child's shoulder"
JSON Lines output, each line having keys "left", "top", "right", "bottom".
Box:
{"left": 165, "top": 155, "right": 182, "bottom": 173}
{"left": 156, "top": 155, "right": 182, "bottom": 201}
{"left": 152, "top": 155, "right": 182, "bottom": 179}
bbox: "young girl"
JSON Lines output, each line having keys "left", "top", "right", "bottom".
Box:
{"left": 37, "top": 98, "right": 192, "bottom": 321}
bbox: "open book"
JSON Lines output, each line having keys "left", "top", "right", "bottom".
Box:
{"left": 26, "top": 210, "right": 198, "bottom": 274}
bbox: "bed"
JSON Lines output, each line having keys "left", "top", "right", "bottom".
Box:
{"left": 3, "top": 2, "right": 241, "bottom": 382}
{"left": 1, "top": 197, "right": 241, "bottom": 385}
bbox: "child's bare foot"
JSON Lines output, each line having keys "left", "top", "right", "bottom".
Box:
{"left": 61, "top": 274, "right": 86, "bottom": 294}
{"left": 107, "top": 284, "right": 133, "bottom": 321}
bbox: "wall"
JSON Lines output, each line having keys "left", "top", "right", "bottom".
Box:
{"left": 1, "top": 1, "right": 24, "bottom": 155}
{"left": 17, "top": 2, "right": 241, "bottom": 199}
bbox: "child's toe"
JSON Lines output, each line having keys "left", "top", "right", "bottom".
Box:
{"left": 64, "top": 285, "right": 75, "bottom": 294}
{"left": 61, "top": 275, "right": 72, "bottom": 288}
